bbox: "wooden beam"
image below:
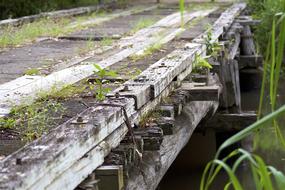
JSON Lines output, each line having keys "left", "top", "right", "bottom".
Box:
{"left": 125, "top": 101, "right": 219, "bottom": 189}
{"left": 237, "top": 55, "right": 263, "bottom": 69}
{"left": 0, "top": 4, "right": 246, "bottom": 190}
{"left": 236, "top": 16, "right": 261, "bottom": 26}
{"left": 0, "top": 9, "right": 216, "bottom": 116}
{"left": 204, "top": 111, "right": 257, "bottom": 131}
{"left": 179, "top": 81, "right": 220, "bottom": 101}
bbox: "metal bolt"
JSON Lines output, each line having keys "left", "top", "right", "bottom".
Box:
{"left": 77, "top": 116, "right": 84, "bottom": 123}
{"left": 123, "top": 85, "right": 129, "bottom": 91}
{"left": 16, "top": 158, "right": 22, "bottom": 165}
{"left": 115, "top": 92, "right": 120, "bottom": 98}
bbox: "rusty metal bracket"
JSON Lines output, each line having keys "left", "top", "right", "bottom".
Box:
{"left": 94, "top": 103, "right": 142, "bottom": 160}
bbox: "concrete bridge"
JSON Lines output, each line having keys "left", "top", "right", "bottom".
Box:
{"left": 0, "top": 1, "right": 261, "bottom": 189}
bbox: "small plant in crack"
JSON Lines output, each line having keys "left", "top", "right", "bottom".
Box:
{"left": 192, "top": 54, "right": 212, "bottom": 74}
{"left": 92, "top": 64, "right": 117, "bottom": 101}
{"left": 24, "top": 68, "right": 40, "bottom": 76}
{"left": 204, "top": 25, "right": 221, "bottom": 58}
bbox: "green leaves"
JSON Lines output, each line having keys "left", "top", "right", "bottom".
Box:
{"left": 194, "top": 55, "right": 213, "bottom": 69}
{"left": 92, "top": 64, "right": 117, "bottom": 101}
{"left": 201, "top": 105, "right": 285, "bottom": 190}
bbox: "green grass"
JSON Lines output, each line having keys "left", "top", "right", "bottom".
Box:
{"left": 201, "top": 1, "right": 285, "bottom": 189}
{"left": 200, "top": 106, "right": 285, "bottom": 190}
{"left": 0, "top": 100, "right": 65, "bottom": 142}
{"left": 0, "top": 9, "right": 111, "bottom": 48}
{"left": 100, "top": 37, "right": 113, "bottom": 47}
{"left": 24, "top": 68, "right": 40, "bottom": 75}
{"left": 131, "top": 18, "right": 156, "bottom": 34}
{"left": 186, "top": 2, "right": 217, "bottom": 12}
{"left": 0, "top": 84, "right": 85, "bottom": 141}
{"left": 129, "top": 42, "right": 162, "bottom": 61}
{"left": 0, "top": 18, "right": 71, "bottom": 48}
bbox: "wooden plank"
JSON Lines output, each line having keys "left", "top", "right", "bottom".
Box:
{"left": 236, "top": 16, "right": 261, "bottom": 26}
{"left": 0, "top": 1, "right": 117, "bottom": 28}
{"left": 0, "top": 4, "right": 245, "bottom": 189}
{"left": 205, "top": 111, "right": 257, "bottom": 131}
{"left": 0, "top": 9, "right": 215, "bottom": 116}
{"left": 67, "top": 5, "right": 159, "bottom": 29}
{"left": 0, "top": 98, "right": 135, "bottom": 190}
{"left": 179, "top": 82, "right": 220, "bottom": 101}
{"left": 237, "top": 55, "right": 263, "bottom": 69}
{"left": 107, "top": 84, "right": 152, "bottom": 110}
{"left": 193, "top": 3, "right": 246, "bottom": 43}
{"left": 125, "top": 101, "right": 219, "bottom": 190}
{"left": 0, "top": 76, "right": 43, "bottom": 92}
{"left": 126, "top": 43, "right": 205, "bottom": 98}
{"left": 240, "top": 25, "right": 256, "bottom": 55}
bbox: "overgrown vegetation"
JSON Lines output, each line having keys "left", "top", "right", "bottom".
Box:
{"left": 0, "top": 0, "right": 110, "bottom": 20}
{"left": 100, "top": 37, "right": 113, "bottom": 47}
{"left": 0, "top": 9, "right": 111, "bottom": 48}
{"left": 130, "top": 18, "right": 156, "bottom": 34}
{"left": 139, "top": 110, "right": 162, "bottom": 128}
{"left": 201, "top": 0, "right": 285, "bottom": 189}
{"left": 204, "top": 25, "right": 221, "bottom": 58}
{"left": 0, "top": 84, "right": 85, "bottom": 141}
{"left": 24, "top": 68, "right": 40, "bottom": 76}
{"left": 247, "top": 0, "right": 285, "bottom": 53}
{"left": 130, "top": 42, "right": 163, "bottom": 61}
{"left": 0, "top": 100, "right": 64, "bottom": 142}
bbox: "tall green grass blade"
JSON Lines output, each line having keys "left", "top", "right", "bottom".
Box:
{"left": 254, "top": 155, "right": 274, "bottom": 190}
{"left": 201, "top": 150, "right": 240, "bottom": 190}
{"left": 213, "top": 160, "right": 243, "bottom": 190}
{"left": 232, "top": 149, "right": 263, "bottom": 190}
{"left": 269, "top": 18, "right": 276, "bottom": 111}
{"left": 218, "top": 105, "right": 285, "bottom": 153}
{"left": 179, "top": 0, "right": 185, "bottom": 28}
{"left": 258, "top": 38, "right": 271, "bottom": 119}
{"left": 272, "top": 16, "right": 285, "bottom": 110}
{"left": 268, "top": 166, "right": 285, "bottom": 189}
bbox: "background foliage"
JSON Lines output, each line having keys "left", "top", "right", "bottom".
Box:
{"left": 0, "top": 0, "right": 104, "bottom": 19}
